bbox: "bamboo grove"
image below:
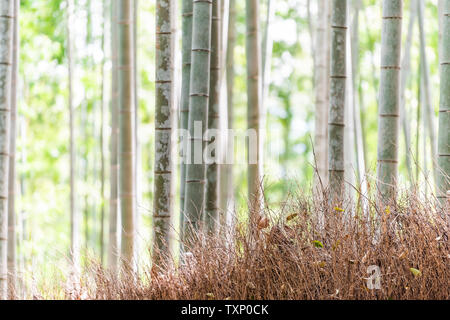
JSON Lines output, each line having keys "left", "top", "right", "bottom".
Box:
{"left": 0, "top": 0, "right": 448, "bottom": 299}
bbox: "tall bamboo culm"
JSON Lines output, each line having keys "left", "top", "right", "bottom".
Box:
{"left": 245, "top": 0, "right": 262, "bottom": 217}
{"left": 376, "top": 0, "right": 402, "bottom": 200}
{"left": 153, "top": 0, "right": 175, "bottom": 266}
{"left": 205, "top": 0, "right": 221, "bottom": 233}
{"left": 66, "top": 0, "right": 80, "bottom": 276}
{"left": 418, "top": 0, "right": 438, "bottom": 187}
{"left": 400, "top": 0, "right": 417, "bottom": 182}
{"left": 437, "top": 0, "right": 450, "bottom": 206}
{"left": 179, "top": 0, "right": 193, "bottom": 246}
{"left": 221, "top": 0, "right": 236, "bottom": 224}
{"left": 328, "top": 0, "right": 347, "bottom": 204}
{"left": 183, "top": 0, "right": 212, "bottom": 246}
{"left": 314, "top": 0, "right": 331, "bottom": 189}
{"left": 7, "top": 0, "right": 19, "bottom": 298}
{"left": 0, "top": 0, "right": 14, "bottom": 300}
{"left": 118, "top": 0, "right": 136, "bottom": 268}
{"left": 108, "top": 0, "right": 120, "bottom": 273}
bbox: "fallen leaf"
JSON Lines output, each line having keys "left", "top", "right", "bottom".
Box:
{"left": 410, "top": 268, "right": 421, "bottom": 277}
{"left": 257, "top": 216, "right": 269, "bottom": 230}
{"left": 286, "top": 213, "right": 298, "bottom": 221}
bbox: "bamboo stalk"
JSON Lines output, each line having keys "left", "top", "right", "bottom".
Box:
{"left": 376, "top": 0, "right": 403, "bottom": 200}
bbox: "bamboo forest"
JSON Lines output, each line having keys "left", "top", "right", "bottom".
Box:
{"left": 0, "top": 0, "right": 448, "bottom": 302}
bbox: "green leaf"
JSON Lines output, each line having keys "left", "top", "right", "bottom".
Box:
{"left": 312, "top": 240, "right": 324, "bottom": 248}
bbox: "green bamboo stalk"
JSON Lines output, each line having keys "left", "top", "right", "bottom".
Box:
{"left": 153, "top": 0, "right": 175, "bottom": 265}
{"left": 179, "top": 0, "right": 193, "bottom": 244}
{"left": 246, "top": 0, "right": 262, "bottom": 214}
{"left": 376, "top": 0, "right": 402, "bottom": 200}
{"left": 416, "top": 57, "right": 422, "bottom": 181}
{"left": 118, "top": 0, "right": 136, "bottom": 268}
{"left": 0, "top": 0, "right": 14, "bottom": 300}
{"left": 328, "top": 0, "right": 347, "bottom": 204}
{"left": 219, "top": 0, "right": 236, "bottom": 227}
{"left": 205, "top": 0, "right": 221, "bottom": 233}
{"left": 314, "top": 0, "right": 331, "bottom": 188}
{"left": 437, "top": 0, "right": 450, "bottom": 205}
{"left": 65, "top": 0, "right": 80, "bottom": 276}
{"left": 183, "top": 0, "right": 212, "bottom": 246}
{"left": 108, "top": 0, "right": 120, "bottom": 273}
{"left": 418, "top": 0, "right": 438, "bottom": 188}
{"left": 7, "top": 0, "right": 19, "bottom": 298}
{"left": 400, "top": 0, "right": 417, "bottom": 182}
{"left": 350, "top": 0, "right": 367, "bottom": 192}
{"left": 99, "top": 0, "right": 108, "bottom": 267}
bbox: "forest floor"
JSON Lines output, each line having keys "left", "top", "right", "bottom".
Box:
{"left": 17, "top": 187, "right": 450, "bottom": 300}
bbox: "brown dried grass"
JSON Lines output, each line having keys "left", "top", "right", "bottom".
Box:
{"left": 77, "top": 188, "right": 449, "bottom": 300}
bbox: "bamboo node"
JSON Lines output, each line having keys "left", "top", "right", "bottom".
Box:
{"left": 190, "top": 93, "right": 209, "bottom": 98}
{"left": 186, "top": 180, "right": 206, "bottom": 184}
{"left": 328, "top": 122, "right": 345, "bottom": 127}
{"left": 155, "top": 171, "right": 172, "bottom": 174}
{"left": 379, "top": 114, "right": 399, "bottom": 117}
{"left": 378, "top": 159, "right": 398, "bottom": 164}
{"left": 381, "top": 66, "right": 401, "bottom": 70}
{"left": 192, "top": 48, "right": 211, "bottom": 53}
{"left": 331, "top": 25, "right": 348, "bottom": 29}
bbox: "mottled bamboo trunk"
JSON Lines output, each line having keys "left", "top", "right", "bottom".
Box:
{"left": 7, "top": 0, "right": 19, "bottom": 298}
{"left": 66, "top": 0, "right": 80, "bottom": 275}
{"left": 418, "top": 0, "right": 438, "bottom": 188}
{"left": 108, "top": 0, "right": 120, "bottom": 273}
{"left": 205, "top": 0, "right": 221, "bottom": 233}
{"left": 245, "top": 0, "right": 262, "bottom": 217}
{"left": 328, "top": 0, "right": 347, "bottom": 204}
{"left": 376, "top": 0, "right": 402, "bottom": 200}
{"left": 179, "top": 0, "right": 193, "bottom": 245}
{"left": 183, "top": 0, "right": 212, "bottom": 246}
{"left": 314, "top": 0, "right": 331, "bottom": 189}
{"left": 437, "top": 0, "right": 450, "bottom": 205}
{"left": 153, "top": 0, "right": 175, "bottom": 266}
{"left": 118, "top": 0, "right": 136, "bottom": 268}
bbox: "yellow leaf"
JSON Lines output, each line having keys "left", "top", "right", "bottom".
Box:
{"left": 334, "top": 207, "right": 344, "bottom": 212}
{"left": 332, "top": 240, "right": 341, "bottom": 251}
{"left": 286, "top": 213, "right": 298, "bottom": 221}
{"left": 385, "top": 206, "right": 391, "bottom": 215}
{"left": 206, "top": 293, "right": 214, "bottom": 300}
{"left": 410, "top": 268, "right": 421, "bottom": 277}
